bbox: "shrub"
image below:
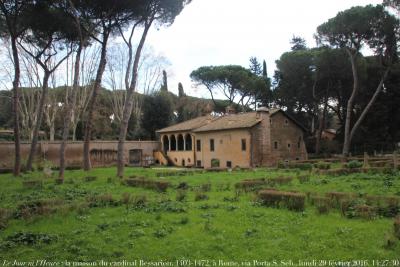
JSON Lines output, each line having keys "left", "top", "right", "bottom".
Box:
{"left": 223, "top": 196, "right": 239, "bottom": 202}
{"left": 0, "top": 208, "right": 11, "bottom": 229}
{"left": 16, "top": 199, "right": 65, "bottom": 219}
{"left": 325, "top": 192, "right": 356, "bottom": 208}
{"left": 179, "top": 217, "right": 189, "bottom": 225}
{"left": 84, "top": 176, "right": 97, "bottom": 182}
{"left": 195, "top": 191, "right": 208, "bottom": 201}
{"left": 394, "top": 217, "right": 400, "bottom": 239}
{"left": 297, "top": 175, "right": 310, "bottom": 184}
{"left": 313, "top": 162, "right": 331, "bottom": 170}
{"left": 54, "top": 178, "right": 64, "bottom": 185}
{"left": 87, "top": 194, "right": 118, "bottom": 208}
{"left": 176, "top": 189, "right": 187, "bottom": 202}
{"left": 22, "top": 180, "right": 43, "bottom": 189}
{"left": 132, "top": 195, "right": 147, "bottom": 208}
{"left": 354, "top": 204, "right": 376, "bottom": 219}
{"left": 310, "top": 196, "right": 332, "bottom": 214}
{"left": 346, "top": 160, "right": 363, "bottom": 169}
{"left": 340, "top": 199, "right": 376, "bottom": 219}
{"left": 1, "top": 232, "right": 58, "bottom": 248}
{"left": 235, "top": 179, "right": 265, "bottom": 192}
{"left": 153, "top": 181, "right": 169, "bottom": 192}
{"left": 216, "top": 183, "right": 231, "bottom": 191}
{"left": 291, "top": 163, "right": 313, "bottom": 171}
{"left": 267, "top": 176, "right": 293, "bottom": 186}
{"left": 121, "top": 192, "right": 132, "bottom": 205}
{"left": 258, "top": 190, "right": 305, "bottom": 212}
{"left": 176, "top": 182, "right": 189, "bottom": 190}
{"left": 201, "top": 183, "right": 211, "bottom": 192}
{"left": 124, "top": 178, "right": 169, "bottom": 192}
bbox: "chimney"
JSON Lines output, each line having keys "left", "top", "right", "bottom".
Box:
{"left": 256, "top": 106, "right": 269, "bottom": 118}
{"left": 225, "top": 105, "right": 236, "bottom": 115}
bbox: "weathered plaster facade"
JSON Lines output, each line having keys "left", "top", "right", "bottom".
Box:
{"left": 157, "top": 108, "right": 308, "bottom": 169}
{"left": 0, "top": 141, "right": 159, "bottom": 169}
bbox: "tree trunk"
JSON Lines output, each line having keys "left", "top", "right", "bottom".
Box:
{"left": 342, "top": 50, "right": 359, "bottom": 157}
{"left": 315, "top": 96, "right": 328, "bottom": 155}
{"left": 49, "top": 125, "right": 55, "bottom": 141}
{"left": 348, "top": 68, "right": 390, "bottom": 145}
{"left": 83, "top": 31, "right": 109, "bottom": 171}
{"left": 117, "top": 22, "right": 152, "bottom": 177}
{"left": 72, "top": 123, "right": 77, "bottom": 141}
{"left": 26, "top": 71, "right": 50, "bottom": 171}
{"left": 11, "top": 37, "right": 21, "bottom": 176}
{"left": 59, "top": 45, "right": 82, "bottom": 179}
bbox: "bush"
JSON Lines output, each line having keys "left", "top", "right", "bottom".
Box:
{"left": 86, "top": 194, "right": 119, "bottom": 208}
{"left": 124, "top": 177, "right": 169, "bottom": 192}
{"left": 1, "top": 232, "right": 58, "bottom": 248}
{"left": 0, "top": 208, "right": 11, "bottom": 229}
{"left": 132, "top": 195, "right": 147, "bottom": 208}
{"left": 54, "top": 178, "right": 64, "bottom": 185}
{"left": 340, "top": 199, "right": 376, "bottom": 219}
{"left": 176, "top": 182, "right": 189, "bottom": 190}
{"left": 16, "top": 199, "right": 65, "bottom": 219}
{"left": 176, "top": 189, "right": 187, "bottom": 202}
{"left": 325, "top": 192, "right": 356, "bottom": 208}
{"left": 346, "top": 160, "right": 363, "bottom": 169}
{"left": 395, "top": 217, "right": 400, "bottom": 239}
{"left": 84, "top": 176, "right": 97, "bottom": 182}
{"left": 297, "top": 175, "right": 310, "bottom": 184}
{"left": 235, "top": 179, "right": 265, "bottom": 192}
{"left": 195, "top": 191, "right": 209, "bottom": 201}
{"left": 154, "top": 181, "right": 169, "bottom": 192}
{"left": 354, "top": 204, "right": 376, "bottom": 219}
{"left": 258, "top": 190, "right": 305, "bottom": 212}
{"left": 310, "top": 196, "right": 332, "bottom": 214}
{"left": 201, "top": 183, "right": 211, "bottom": 192}
{"left": 267, "top": 176, "right": 293, "bottom": 186}
{"left": 121, "top": 192, "right": 132, "bottom": 205}
{"left": 313, "top": 162, "right": 331, "bottom": 170}
{"left": 22, "top": 180, "right": 43, "bottom": 189}
{"left": 292, "top": 163, "right": 313, "bottom": 171}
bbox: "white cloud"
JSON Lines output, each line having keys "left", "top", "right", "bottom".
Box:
{"left": 146, "top": 0, "right": 383, "bottom": 98}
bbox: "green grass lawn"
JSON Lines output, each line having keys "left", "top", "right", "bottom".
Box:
{"left": 0, "top": 167, "right": 399, "bottom": 264}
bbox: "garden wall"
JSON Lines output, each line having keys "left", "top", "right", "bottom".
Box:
{"left": 0, "top": 141, "right": 160, "bottom": 170}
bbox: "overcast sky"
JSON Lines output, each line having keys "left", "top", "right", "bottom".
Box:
{"left": 145, "top": 0, "right": 382, "bottom": 98}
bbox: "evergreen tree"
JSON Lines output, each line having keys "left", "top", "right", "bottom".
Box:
{"left": 160, "top": 70, "right": 168, "bottom": 91}
{"left": 290, "top": 35, "right": 307, "bottom": 51}
{"left": 178, "top": 82, "right": 185, "bottom": 97}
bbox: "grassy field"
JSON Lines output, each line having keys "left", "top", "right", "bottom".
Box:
{"left": 0, "top": 166, "right": 399, "bottom": 265}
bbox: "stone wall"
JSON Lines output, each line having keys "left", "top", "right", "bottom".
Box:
{"left": 267, "top": 112, "right": 308, "bottom": 165}
{"left": 0, "top": 141, "right": 160, "bottom": 169}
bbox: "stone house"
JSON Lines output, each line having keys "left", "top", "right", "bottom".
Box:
{"left": 156, "top": 107, "right": 308, "bottom": 169}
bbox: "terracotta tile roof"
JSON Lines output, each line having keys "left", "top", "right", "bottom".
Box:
{"left": 157, "top": 108, "right": 307, "bottom": 134}
{"left": 156, "top": 115, "right": 215, "bottom": 133}
{"left": 193, "top": 112, "right": 261, "bottom": 132}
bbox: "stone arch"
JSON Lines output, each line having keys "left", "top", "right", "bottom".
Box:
{"left": 162, "top": 135, "right": 169, "bottom": 153}
{"left": 170, "top": 135, "right": 177, "bottom": 151}
{"left": 185, "top": 134, "right": 192, "bottom": 151}
{"left": 177, "top": 134, "right": 184, "bottom": 151}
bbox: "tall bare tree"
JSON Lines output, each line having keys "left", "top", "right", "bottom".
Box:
{"left": 0, "top": 0, "right": 31, "bottom": 176}
{"left": 117, "top": 0, "right": 191, "bottom": 177}
{"left": 77, "top": 0, "right": 137, "bottom": 171}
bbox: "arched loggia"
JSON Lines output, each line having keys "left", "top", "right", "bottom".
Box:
{"left": 177, "top": 134, "right": 184, "bottom": 151}
{"left": 185, "top": 134, "right": 192, "bottom": 151}
{"left": 162, "top": 135, "right": 169, "bottom": 153}
{"left": 170, "top": 135, "right": 177, "bottom": 151}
